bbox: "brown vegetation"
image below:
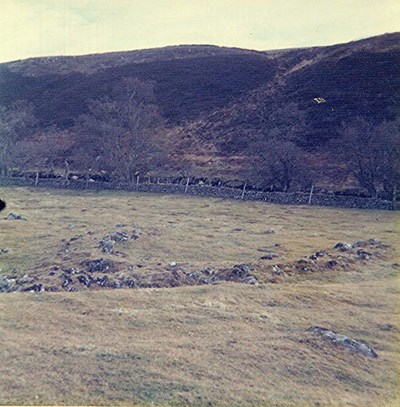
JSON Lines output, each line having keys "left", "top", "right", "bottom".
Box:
{"left": 1, "top": 33, "right": 399, "bottom": 195}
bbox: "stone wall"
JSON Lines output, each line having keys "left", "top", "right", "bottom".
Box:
{"left": 0, "top": 176, "right": 397, "bottom": 211}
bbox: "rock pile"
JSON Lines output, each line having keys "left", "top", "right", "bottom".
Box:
{"left": 0, "top": 276, "right": 17, "bottom": 292}
{"left": 99, "top": 229, "right": 138, "bottom": 254}
{"left": 307, "top": 326, "right": 378, "bottom": 358}
{"left": 81, "top": 258, "right": 115, "bottom": 273}
{"left": 3, "top": 212, "right": 27, "bottom": 221}
{"left": 0, "top": 238, "right": 389, "bottom": 293}
{"left": 0, "top": 274, "right": 39, "bottom": 292}
{"left": 99, "top": 237, "right": 115, "bottom": 254}
{"left": 255, "top": 238, "right": 388, "bottom": 283}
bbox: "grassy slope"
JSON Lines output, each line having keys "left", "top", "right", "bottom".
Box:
{"left": 0, "top": 186, "right": 399, "bottom": 406}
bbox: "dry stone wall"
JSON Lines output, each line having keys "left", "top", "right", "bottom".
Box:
{"left": 0, "top": 176, "right": 396, "bottom": 210}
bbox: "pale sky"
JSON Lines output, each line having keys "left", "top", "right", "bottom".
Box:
{"left": 1, "top": 0, "right": 399, "bottom": 63}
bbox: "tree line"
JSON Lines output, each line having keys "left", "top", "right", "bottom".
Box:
{"left": 1, "top": 77, "right": 399, "bottom": 199}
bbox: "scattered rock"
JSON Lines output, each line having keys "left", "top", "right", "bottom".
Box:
{"left": 333, "top": 242, "right": 352, "bottom": 251}
{"left": 22, "top": 284, "right": 44, "bottom": 293}
{"left": 352, "top": 238, "right": 382, "bottom": 248}
{"left": 357, "top": 249, "right": 372, "bottom": 260}
{"left": 200, "top": 278, "right": 211, "bottom": 284}
{"left": 232, "top": 264, "right": 252, "bottom": 277}
{"left": 6, "top": 237, "right": 389, "bottom": 293}
{"left": 378, "top": 323, "right": 394, "bottom": 331}
{"left": 3, "top": 212, "right": 27, "bottom": 221}
{"left": 110, "top": 277, "right": 136, "bottom": 289}
{"left": 367, "top": 238, "right": 381, "bottom": 245}
{"left": 326, "top": 260, "right": 338, "bottom": 268}
{"left": 99, "top": 237, "right": 114, "bottom": 254}
{"left": 219, "top": 264, "right": 258, "bottom": 284}
{"left": 295, "top": 259, "right": 311, "bottom": 272}
{"left": 0, "top": 248, "right": 9, "bottom": 254}
{"left": 202, "top": 267, "right": 215, "bottom": 276}
{"left": 131, "top": 230, "right": 140, "bottom": 240}
{"left": 99, "top": 230, "right": 135, "bottom": 253}
{"left": 45, "top": 286, "right": 59, "bottom": 292}
{"left": 272, "top": 265, "right": 284, "bottom": 275}
{"left": 0, "top": 276, "right": 18, "bottom": 292}
{"left": 17, "top": 274, "right": 35, "bottom": 285}
{"left": 109, "top": 231, "right": 129, "bottom": 242}
{"left": 77, "top": 274, "right": 93, "bottom": 287}
{"left": 185, "top": 270, "right": 200, "bottom": 279}
{"left": 95, "top": 275, "right": 109, "bottom": 287}
{"left": 62, "top": 268, "right": 77, "bottom": 275}
{"left": 61, "top": 274, "right": 73, "bottom": 289}
{"left": 309, "top": 250, "right": 325, "bottom": 260}
{"left": 81, "top": 258, "right": 114, "bottom": 273}
{"left": 307, "top": 326, "right": 378, "bottom": 358}
{"left": 259, "top": 253, "right": 277, "bottom": 260}
{"left": 265, "top": 228, "right": 275, "bottom": 234}
{"left": 242, "top": 276, "right": 258, "bottom": 285}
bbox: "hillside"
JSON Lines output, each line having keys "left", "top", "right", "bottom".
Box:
{"left": 0, "top": 33, "right": 399, "bottom": 191}
{"left": 1, "top": 34, "right": 399, "bottom": 131}
{"left": 184, "top": 33, "right": 400, "bottom": 150}
{"left": 0, "top": 45, "right": 276, "bottom": 127}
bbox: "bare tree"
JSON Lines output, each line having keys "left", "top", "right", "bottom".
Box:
{"left": 248, "top": 139, "right": 311, "bottom": 191}
{"left": 0, "top": 101, "right": 36, "bottom": 176}
{"left": 178, "top": 160, "right": 198, "bottom": 179}
{"left": 74, "top": 78, "right": 168, "bottom": 183}
{"left": 10, "top": 126, "right": 72, "bottom": 176}
{"left": 335, "top": 117, "right": 400, "bottom": 197}
{"left": 243, "top": 99, "right": 315, "bottom": 191}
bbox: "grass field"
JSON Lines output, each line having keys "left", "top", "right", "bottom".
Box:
{"left": 0, "top": 186, "right": 399, "bottom": 406}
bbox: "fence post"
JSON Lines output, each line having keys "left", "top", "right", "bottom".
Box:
{"left": 184, "top": 178, "right": 190, "bottom": 194}
{"left": 308, "top": 184, "right": 315, "bottom": 205}
{"left": 35, "top": 172, "right": 39, "bottom": 187}
{"left": 393, "top": 186, "right": 397, "bottom": 210}
{"left": 241, "top": 182, "right": 247, "bottom": 199}
{"left": 64, "top": 160, "right": 70, "bottom": 187}
{"left": 136, "top": 176, "right": 140, "bottom": 186}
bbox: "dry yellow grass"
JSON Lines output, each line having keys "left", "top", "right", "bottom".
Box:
{"left": 0, "top": 186, "right": 398, "bottom": 274}
{"left": 0, "top": 186, "right": 399, "bottom": 406}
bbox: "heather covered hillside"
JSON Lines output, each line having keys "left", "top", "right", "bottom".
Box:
{"left": 0, "top": 33, "right": 399, "bottom": 196}
{"left": 0, "top": 47, "right": 277, "bottom": 127}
